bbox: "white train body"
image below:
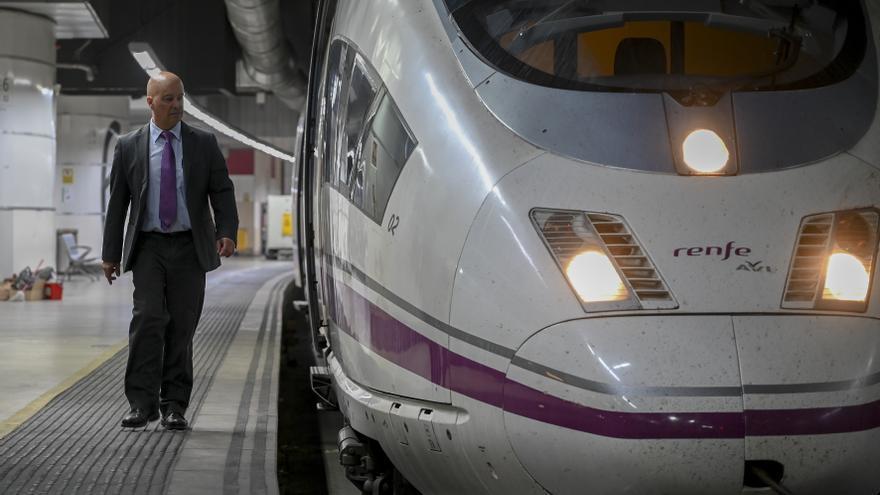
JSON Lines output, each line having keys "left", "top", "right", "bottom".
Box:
{"left": 300, "top": 0, "right": 880, "bottom": 493}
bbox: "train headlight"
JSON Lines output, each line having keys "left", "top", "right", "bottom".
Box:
{"left": 682, "top": 129, "right": 729, "bottom": 174}
{"left": 531, "top": 209, "right": 677, "bottom": 312}
{"left": 565, "top": 251, "right": 628, "bottom": 302}
{"left": 823, "top": 252, "right": 870, "bottom": 301}
{"left": 783, "top": 209, "right": 879, "bottom": 311}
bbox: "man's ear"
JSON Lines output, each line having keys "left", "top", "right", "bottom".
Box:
{"left": 146, "top": 95, "right": 153, "bottom": 107}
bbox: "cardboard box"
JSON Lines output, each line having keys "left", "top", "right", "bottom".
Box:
{"left": 26, "top": 280, "right": 46, "bottom": 301}
{"left": 0, "top": 287, "right": 10, "bottom": 301}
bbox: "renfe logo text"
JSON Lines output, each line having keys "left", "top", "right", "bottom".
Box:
{"left": 673, "top": 241, "right": 751, "bottom": 261}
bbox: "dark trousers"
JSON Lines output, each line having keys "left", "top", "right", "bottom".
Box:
{"left": 126, "top": 231, "right": 205, "bottom": 415}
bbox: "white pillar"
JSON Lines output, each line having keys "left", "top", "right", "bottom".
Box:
{"left": 55, "top": 95, "right": 129, "bottom": 269}
{"left": 0, "top": 10, "right": 57, "bottom": 277}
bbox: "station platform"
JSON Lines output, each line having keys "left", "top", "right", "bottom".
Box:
{"left": 0, "top": 259, "right": 295, "bottom": 494}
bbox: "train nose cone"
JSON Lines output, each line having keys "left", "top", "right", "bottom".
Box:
{"left": 733, "top": 315, "right": 880, "bottom": 494}
{"left": 499, "top": 315, "right": 880, "bottom": 494}
{"left": 501, "top": 316, "right": 746, "bottom": 494}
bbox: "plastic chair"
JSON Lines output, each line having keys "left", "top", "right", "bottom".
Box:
{"left": 61, "top": 233, "right": 99, "bottom": 281}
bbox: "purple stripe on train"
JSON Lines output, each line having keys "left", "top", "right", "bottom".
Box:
{"left": 745, "top": 402, "right": 880, "bottom": 436}
{"left": 329, "top": 276, "right": 880, "bottom": 439}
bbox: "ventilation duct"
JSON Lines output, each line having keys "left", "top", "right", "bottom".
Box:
{"left": 224, "top": 0, "right": 305, "bottom": 109}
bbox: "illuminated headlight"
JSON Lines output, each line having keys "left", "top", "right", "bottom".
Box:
{"left": 531, "top": 209, "right": 676, "bottom": 312}
{"left": 783, "top": 209, "right": 879, "bottom": 311}
{"left": 824, "top": 253, "right": 870, "bottom": 301}
{"left": 565, "top": 251, "right": 628, "bottom": 302}
{"left": 682, "top": 129, "right": 729, "bottom": 174}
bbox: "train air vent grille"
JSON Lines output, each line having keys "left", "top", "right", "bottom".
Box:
{"left": 782, "top": 214, "right": 834, "bottom": 308}
{"left": 585, "top": 213, "right": 676, "bottom": 309}
{"left": 541, "top": 216, "right": 595, "bottom": 259}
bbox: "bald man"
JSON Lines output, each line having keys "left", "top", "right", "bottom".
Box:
{"left": 102, "top": 72, "right": 238, "bottom": 430}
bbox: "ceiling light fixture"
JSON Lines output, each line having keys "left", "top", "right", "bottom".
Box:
{"left": 128, "top": 42, "right": 296, "bottom": 163}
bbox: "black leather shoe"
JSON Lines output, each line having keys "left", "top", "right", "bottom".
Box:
{"left": 161, "top": 411, "right": 188, "bottom": 430}
{"left": 121, "top": 408, "right": 159, "bottom": 428}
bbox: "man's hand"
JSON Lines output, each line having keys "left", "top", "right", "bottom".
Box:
{"left": 217, "top": 238, "right": 235, "bottom": 257}
{"left": 102, "top": 261, "right": 120, "bottom": 285}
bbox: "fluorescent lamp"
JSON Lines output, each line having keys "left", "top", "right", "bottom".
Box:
{"left": 131, "top": 50, "right": 156, "bottom": 71}
{"left": 128, "top": 42, "right": 296, "bottom": 163}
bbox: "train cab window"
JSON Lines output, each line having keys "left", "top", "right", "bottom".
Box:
{"left": 359, "top": 93, "right": 417, "bottom": 223}
{"left": 343, "top": 57, "right": 378, "bottom": 191}
{"left": 344, "top": 57, "right": 379, "bottom": 210}
{"left": 322, "top": 41, "right": 346, "bottom": 187}
{"left": 325, "top": 39, "right": 417, "bottom": 224}
{"left": 447, "top": 0, "right": 867, "bottom": 93}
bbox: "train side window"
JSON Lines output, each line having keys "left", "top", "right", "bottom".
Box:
{"left": 322, "top": 40, "right": 346, "bottom": 187}
{"left": 360, "top": 93, "right": 416, "bottom": 224}
{"left": 327, "top": 40, "right": 417, "bottom": 224}
{"left": 342, "top": 55, "right": 379, "bottom": 203}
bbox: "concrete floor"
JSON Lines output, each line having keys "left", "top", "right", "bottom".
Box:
{"left": 0, "top": 257, "right": 269, "bottom": 435}
{"left": 320, "top": 410, "right": 361, "bottom": 495}
{"left": 0, "top": 256, "right": 360, "bottom": 494}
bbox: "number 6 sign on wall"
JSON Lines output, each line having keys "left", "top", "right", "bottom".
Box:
{"left": 0, "top": 72, "right": 12, "bottom": 110}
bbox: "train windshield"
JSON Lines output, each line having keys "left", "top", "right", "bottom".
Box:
{"left": 445, "top": 0, "right": 866, "bottom": 93}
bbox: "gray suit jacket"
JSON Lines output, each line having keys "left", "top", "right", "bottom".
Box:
{"left": 102, "top": 121, "right": 238, "bottom": 273}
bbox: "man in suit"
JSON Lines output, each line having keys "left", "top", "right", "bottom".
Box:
{"left": 102, "top": 71, "right": 238, "bottom": 430}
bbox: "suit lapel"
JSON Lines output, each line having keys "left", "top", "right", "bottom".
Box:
{"left": 136, "top": 124, "right": 150, "bottom": 195}
{"left": 181, "top": 121, "right": 195, "bottom": 205}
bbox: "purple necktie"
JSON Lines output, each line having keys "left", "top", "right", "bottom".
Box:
{"left": 159, "top": 130, "right": 177, "bottom": 230}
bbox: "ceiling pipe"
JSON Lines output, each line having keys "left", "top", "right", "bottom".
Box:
{"left": 57, "top": 63, "right": 96, "bottom": 82}
{"left": 224, "top": 0, "right": 305, "bottom": 109}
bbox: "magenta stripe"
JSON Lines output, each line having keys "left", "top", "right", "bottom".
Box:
{"left": 503, "top": 379, "right": 745, "bottom": 439}
{"left": 330, "top": 276, "right": 880, "bottom": 439}
{"left": 368, "top": 301, "right": 450, "bottom": 387}
{"left": 333, "top": 276, "right": 450, "bottom": 387}
{"left": 746, "top": 401, "right": 880, "bottom": 436}
{"left": 448, "top": 352, "right": 507, "bottom": 408}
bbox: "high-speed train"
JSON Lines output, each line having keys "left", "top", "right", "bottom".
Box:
{"left": 294, "top": 0, "right": 880, "bottom": 493}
